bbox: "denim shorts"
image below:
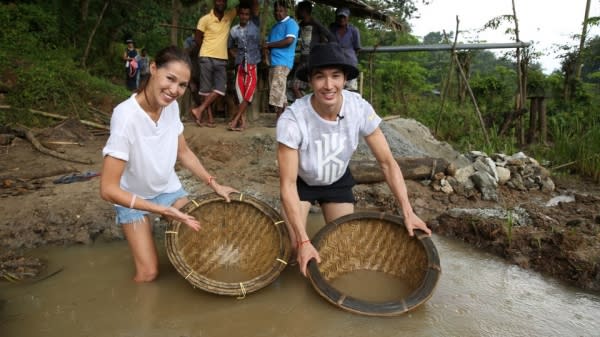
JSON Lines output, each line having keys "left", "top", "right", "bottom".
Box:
{"left": 114, "top": 188, "right": 188, "bottom": 225}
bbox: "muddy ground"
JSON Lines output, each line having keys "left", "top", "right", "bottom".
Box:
{"left": 1, "top": 115, "right": 599, "bottom": 291}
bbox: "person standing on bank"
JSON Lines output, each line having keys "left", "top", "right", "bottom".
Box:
{"left": 100, "top": 46, "right": 237, "bottom": 283}
{"left": 264, "top": 0, "right": 299, "bottom": 120}
{"left": 123, "top": 38, "right": 139, "bottom": 91}
{"left": 276, "top": 43, "right": 432, "bottom": 276}
{"left": 292, "top": 0, "right": 335, "bottom": 99}
{"left": 329, "top": 7, "right": 361, "bottom": 92}
{"left": 190, "top": 0, "right": 238, "bottom": 127}
{"left": 227, "top": 0, "right": 261, "bottom": 131}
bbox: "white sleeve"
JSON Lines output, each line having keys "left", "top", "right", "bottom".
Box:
{"left": 276, "top": 112, "right": 302, "bottom": 150}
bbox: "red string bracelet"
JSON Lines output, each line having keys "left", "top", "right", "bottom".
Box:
{"left": 298, "top": 239, "right": 311, "bottom": 247}
{"left": 206, "top": 175, "right": 215, "bottom": 185}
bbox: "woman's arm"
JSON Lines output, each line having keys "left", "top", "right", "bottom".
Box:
{"left": 99, "top": 154, "right": 201, "bottom": 230}
{"left": 364, "top": 128, "right": 432, "bottom": 236}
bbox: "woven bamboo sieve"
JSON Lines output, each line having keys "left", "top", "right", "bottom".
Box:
{"left": 307, "top": 211, "right": 441, "bottom": 316}
{"left": 165, "top": 192, "right": 291, "bottom": 297}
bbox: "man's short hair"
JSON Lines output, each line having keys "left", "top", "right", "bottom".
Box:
{"left": 238, "top": 0, "right": 251, "bottom": 10}
{"left": 274, "top": 0, "right": 288, "bottom": 9}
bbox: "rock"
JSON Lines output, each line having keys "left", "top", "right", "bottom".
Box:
{"left": 541, "top": 177, "right": 555, "bottom": 192}
{"left": 473, "top": 157, "right": 499, "bottom": 182}
{"left": 440, "top": 179, "right": 454, "bottom": 194}
{"left": 470, "top": 171, "right": 498, "bottom": 201}
{"left": 446, "top": 206, "right": 531, "bottom": 226}
{"left": 534, "top": 165, "right": 552, "bottom": 179}
{"left": 545, "top": 195, "right": 576, "bottom": 207}
{"left": 507, "top": 174, "right": 527, "bottom": 191}
{"left": 496, "top": 166, "right": 511, "bottom": 185}
{"left": 454, "top": 165, "right": 475, "bottom": 185}
{"left": 509, "top": 152, "right": 529, "bottom": 160}
{"left": 507, "top": 158, "right": 524, "bottom": 166}
{"left": 466, "top": 150, "right": 488, "bottom": 160}
{"left": 445, "top": 163, "right": 457, "bottom": 177}
{"left": 491, "top": 153, "right": 508, "bottom": 163}
{"left": 446, "top": 176, "right": 461, "bottom": 192}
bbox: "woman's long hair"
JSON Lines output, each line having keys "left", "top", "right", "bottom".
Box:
{"left": 136, "top": 45, "right": 193, "bottom": 93}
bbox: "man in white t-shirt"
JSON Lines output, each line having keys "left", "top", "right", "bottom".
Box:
{"left": 276, "top": 43, "right": 432, "bottom": 276}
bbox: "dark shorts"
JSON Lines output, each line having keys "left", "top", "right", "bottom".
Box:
{"left": 297, "top": 168, "right": 356, "bottom": 205}
{"left": 198, "top": 56, "right": 227, "bottom": 96}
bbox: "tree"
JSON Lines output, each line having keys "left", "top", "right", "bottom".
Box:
{"left": 575, "top": 0, "right": 592, "bottom": 80}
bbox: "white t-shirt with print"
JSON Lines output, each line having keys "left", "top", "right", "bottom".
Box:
{"left": 276, "top": 90, "right": 382, "bottom": 186}
{"left": 102, "top": 94, "right": 184, "bottom": 199}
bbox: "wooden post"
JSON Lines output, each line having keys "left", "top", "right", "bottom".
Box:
{"left": 539, "top": 97, "right": 547, "bottom": 144}
{"left": 526, "top": 96, "right": 547, "bottom": 145}
{"left": 527, "top": 97, "right": 539, "bottom": 144}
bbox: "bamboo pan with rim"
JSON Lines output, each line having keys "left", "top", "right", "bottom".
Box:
{"left": 165, "top": 192, "right": 291, "bottom": 297}
{"left": 307, "top": 211, "right": 441, "bottom": 316}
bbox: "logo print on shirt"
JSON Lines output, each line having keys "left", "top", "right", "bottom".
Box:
{"left": 314, "top": 133, "right": 346, "bottom": 184}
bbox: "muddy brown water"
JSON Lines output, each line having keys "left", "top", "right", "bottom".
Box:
{"left": 1, "top": 215, "right": 599, "bottom": 337}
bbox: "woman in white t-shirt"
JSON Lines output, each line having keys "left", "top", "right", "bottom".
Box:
{"left": 276, "top": 43, "right": 432, "bottom": 276}
{"left": 101, "top": 46, "right": 237, "bottom": 282}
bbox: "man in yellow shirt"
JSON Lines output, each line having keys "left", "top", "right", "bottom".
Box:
{"left": 191, "top": 0, "right": 237, "bottom": 127}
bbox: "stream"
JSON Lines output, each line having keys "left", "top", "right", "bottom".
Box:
{"left": 1, "top": 218, "right": 599, "bottom": 337}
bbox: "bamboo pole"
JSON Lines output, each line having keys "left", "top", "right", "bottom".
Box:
{"left": 452, "top": 54, "right": 490, "bottom": 148}
{"left": 435, "top": 21, "right": 460, "bottom": 137}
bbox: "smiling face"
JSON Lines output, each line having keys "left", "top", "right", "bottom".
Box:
{"left": 147, "top": 60, "right": 191, "bottom": 107}
{"left": 309, "top": 67, "right": 346, "bottom": 113}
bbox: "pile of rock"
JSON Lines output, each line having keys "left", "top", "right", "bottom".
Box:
{"left": 434, "top": 151, "right": 555, "bottom": 201}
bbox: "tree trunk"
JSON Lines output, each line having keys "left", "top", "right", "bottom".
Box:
{"left": 575, "top": 0, "right": 591, "bottom": 80}
{"left": 349, "top": 157, "right": 452, "bottom": 184}
{"left": 435, "top": 26, "right": 459, "bottom": 137}
{"left": 527, "top": 97, "right": 538, "bottom": 144}
{"left": 81, "top": 0, "right": 110, "bottom": 68}
{"left": 80, "top": 0, "right": 89, "bottom": 21}
{"left": 171, "top": 0, "right": 182, "bottom": 46}
{"left": 512, "top": 0, "right": 526, "bottom": 145}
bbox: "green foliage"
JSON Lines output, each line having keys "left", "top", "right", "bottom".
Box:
{"left": 538, "top": 110, "right": 600, "bottom": 181}
{"left": 0, "top": 3, "right": 129, "bottom": 127}
{"left": 469, "top": 66, "right": 517, "bottom": 127}
{"left": 0, "top": 3, "right": 61, "bottom": 53}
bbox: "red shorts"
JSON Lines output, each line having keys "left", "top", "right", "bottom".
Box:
{"left": 235, "top": 63, "right": 257, "bottom": 103}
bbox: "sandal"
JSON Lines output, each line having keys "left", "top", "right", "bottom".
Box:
{"left": 190, "top": 110, "right": 203, "bottom": 127}
{"left": 206, "top": 122, "right": 216, "bottom": 128}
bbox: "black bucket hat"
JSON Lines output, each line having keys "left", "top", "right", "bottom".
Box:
{"left": 296, "top": 43, "right": 359, "bottom": 82}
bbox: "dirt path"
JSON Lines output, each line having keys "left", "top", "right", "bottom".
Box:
{"left": 1, "top": 116, "right": 599, "bottom": 291}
